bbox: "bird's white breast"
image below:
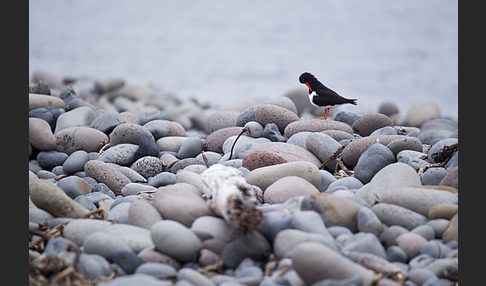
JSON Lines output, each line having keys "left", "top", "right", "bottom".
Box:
{"left": 308, "top": 91, "right": 320, "bottom": 108}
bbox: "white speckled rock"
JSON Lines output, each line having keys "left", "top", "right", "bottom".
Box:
{"left": 130, "top": 156, "right": 163, "bottom": 179}
{"left": 84, "top": 160, "right": 131, "bottom": 194}
{"left": 55, "top": 127, "right": 109, "bottom": 155}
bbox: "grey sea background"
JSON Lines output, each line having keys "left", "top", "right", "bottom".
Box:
{"left": 29, "top": 0, "right": 458, "bottom": 119}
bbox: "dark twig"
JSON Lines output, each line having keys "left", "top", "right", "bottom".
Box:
{"left": 228, "top": 127, "right": 249, "bottom": 160}
{"left": 95, "top": 142, "right": 111, "bottom": 159}
{"left": 319, "top": 143, "right": 349, "bottom": 170}
{"left": 336, "top": 156, "right": 354, "bottom": 176}
{"left": 201, "top": 151, "right": 210, "bottom": 168}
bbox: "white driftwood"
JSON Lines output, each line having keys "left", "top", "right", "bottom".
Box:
{"left": 201, "top": 164, "right": 264, "bottom": 233}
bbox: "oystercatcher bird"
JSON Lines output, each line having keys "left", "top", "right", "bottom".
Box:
{"left": 299, "top": 72, "right": 357, "bottom": 120}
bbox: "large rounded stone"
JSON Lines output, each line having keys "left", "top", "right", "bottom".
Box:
{"left": 29, "top": 93, "right": 66, "bottom": 110}
{"left": 305, "top": 133, "right": 341, "bottom": 170}
{"left": 84, "top": 160, "right": 131, "bottom": 194}
{"left": 376, "top": 186, "right": 458, "bottom": 216}
{"left": 128, "top": 199, "right": 163, "bottom": 229}
{"left": 371, "top": 203, "right": 428, "bottom": 230}
{"left": 205, "top": 127, "right": 244, "bottom": 153}
{"left": 301, "top": 193, "right": 362, "bottom": 232}
{"left": 82, "top": 232, "right": 132, "bottom": 260}
{"left": 101, "top": 224, "right": 154, "bottom": 253}
{"left": 341, "top": 135, "right": 407, "bottom": 168}
{"left": 54, "top": 106, "right": 98, "bottom": 133}
{"left": 62, "top": 219, "right": 113, "bottom": 246}
{"left": 152, "top": 183, "right": 214, "bottom": 227}
{"left": 406, "top": 102, "right": 441, "bottom": 127}
{"left": 351, "top": 113, "right": 394, "bottom": 137}
{"left": 150, "top": 220, "right": 202, "bottom": 263}
{"left": 221, "top": 231, "right": 271, "bottom": 269}
{"left": 386, "top": 137, "right": 423, "bottom": 156}
{"left": 29, "top": 117, "right": 57, "bottom": 150}
{"left": 142, "top": 120, "right": 170, "bottom": 139}
{"left": 355, "top": 163, "right": 421, "bottom": 205}
{"left": 96, "top": 143, "right": 139, "bottom": 166}
{"left": 292, "top": 242, "right": 375, "bottom": 285}
{"left": 263, "top": 176, "right": 319, "bottom": 204}
{"left": 442, "top": 213, "right": 458, "bottom": 243}
{"left": 205, "top": 111, "right": 239, "bottom": 133}
{"left": 242, "top": 142, "right": 321, "bottom": 171}
{"left": 90, "top": 111, "right": 126, "bottom": 133}
{"left": 273, "top": 229, "right": 337, "bottom": 259}
{"left": 245, "top": 161, "right": 321, "bottom": 191}
{"left": 353, "top": 143, "right": 396, "bottom": 184}
{"left": 55, "top": 127, "right": 109, "bottom": 155}
{"left": 130, "top": 156, "right": 163, "bottom": 179}
{"left": 254, "top": 104, "right": 300, "bottom": 133}
{"left": 62, "top": 150, "right": 90, "bottom": 174}
{"left": 109, "top": 123, "right": 155, "bottom": 146}
{"left": 284, "top": 119, "right": 353, "bottom": 138}
{"left": 396, "top": 232, "right": 427, "bottom": 259}
{"left": 29, "top": 179, "right": 89, "bottom": 218}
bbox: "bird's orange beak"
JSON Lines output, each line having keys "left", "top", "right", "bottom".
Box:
{"left": 305, "top": 82, "right": 312, "bottom": 92}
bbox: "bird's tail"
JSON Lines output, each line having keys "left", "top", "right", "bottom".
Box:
{"left": 349, "top": 98, "right": 357, "bottom": 105}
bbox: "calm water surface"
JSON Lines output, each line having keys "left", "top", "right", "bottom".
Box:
{"left": 29, "top": 0, "right": 458, "bottom": 118}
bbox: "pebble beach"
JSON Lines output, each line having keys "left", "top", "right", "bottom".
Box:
{"left": 29, "top": 71, "right": 458, "bottom": 285}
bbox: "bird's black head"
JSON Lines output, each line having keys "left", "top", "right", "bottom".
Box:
{"left": 299, "top": 72, "right": 315, "bottom": 84}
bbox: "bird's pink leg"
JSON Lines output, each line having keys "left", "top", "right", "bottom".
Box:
{"left": 319, "top": 108, "right": 330, "bottom": 120}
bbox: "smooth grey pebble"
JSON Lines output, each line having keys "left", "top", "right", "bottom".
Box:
{"left": 112, "top": 250, "right": 145, "bottom": 274}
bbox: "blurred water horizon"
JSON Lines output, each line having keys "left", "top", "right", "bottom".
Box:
{"left": 29, "top": 0, "right": 458, "bottom": 118}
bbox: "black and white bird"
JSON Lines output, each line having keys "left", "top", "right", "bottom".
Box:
{"left": 299, "top": 72, "right": 357, "bottom": 119}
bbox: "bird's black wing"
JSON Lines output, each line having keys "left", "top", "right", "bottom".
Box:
{"left": 313, "top": 88, "right": 357, "bottom": 106}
